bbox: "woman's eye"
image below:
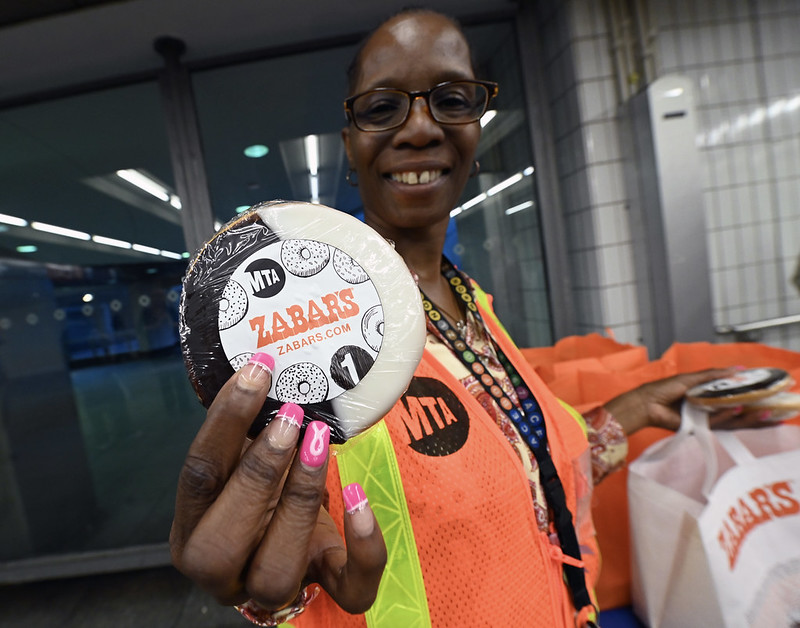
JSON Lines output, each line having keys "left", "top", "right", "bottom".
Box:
{"left": 359, "top": 97, "right": 402, "bottom": 119}
{"left": 433, "top": 90, "right": 472, "bottom": 111}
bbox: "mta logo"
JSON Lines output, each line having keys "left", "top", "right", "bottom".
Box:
{"left": 245, "top": 258, "right": 286, "bottom": 298}
{"left": 397, "top": 377, "right": 469, "bottom": 457}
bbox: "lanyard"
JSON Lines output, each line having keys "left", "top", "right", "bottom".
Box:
{"left": 419, "top": 258, "right": 593, "bottom": 613}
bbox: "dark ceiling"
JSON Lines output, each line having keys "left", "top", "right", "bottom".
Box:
{"left": 0, "top": 0, "right": 127, "bottom": 28}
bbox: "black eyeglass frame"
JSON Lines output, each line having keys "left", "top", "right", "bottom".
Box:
{"left": 343, "top": 79, "right": 499, "bottom": 132}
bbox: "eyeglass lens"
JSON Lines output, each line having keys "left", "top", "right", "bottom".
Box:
{"left": 352, "top": 81, "right": 490, "bottom": 131}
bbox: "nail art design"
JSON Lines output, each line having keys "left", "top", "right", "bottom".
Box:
{"left": 342, "top": 482, "right": 374, "bottom": 537}
{"left": 343, "top": 483, "right": 368, "bottom": 514}
{"left": 249, "top": 352, "right": 275, "bottom": 373}
{"left": 238, "top": 353, "right": 275, "bottom": 390}
{"left": 299, "top": 421, "right": 330, "bottom": 467}
{"left": 276, "top": 402, "right": 303, "bottom": 428}
{"left": 268, "top": 403, "right": 303, "bottom": 449}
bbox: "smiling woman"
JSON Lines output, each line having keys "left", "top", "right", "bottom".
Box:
{"left": 173, "top": 11, "right": 592, "bottom": 627}
{"left": 173, "top": 10, "right": 609, "bottom": 628}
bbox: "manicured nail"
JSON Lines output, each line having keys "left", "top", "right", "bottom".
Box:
{"left": 731, "top": 405, "right": 744, "bottom": 414}
{"left": 238, "top": 353, "right": 274, "bottom": 390}
{"left": 759, "top": 409, "right": 773, "bottom": 421}
{"left": 299, "top": 421, "right": 329, "bottom": 467}
{"left": 343, "top": 482, "right": 368, "bottom": 512}
{"left": 267, "top": 403, "right": 303, "bottom": 449}
{"left": 733, "top": 365, "right": 747, "bottom": 371}
{"left": 343, "top": 483, "right": 374, "bottom": 537}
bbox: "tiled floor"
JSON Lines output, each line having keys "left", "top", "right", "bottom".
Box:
{"left": 1, "top": 349, "right": 224, "bottom": 626}
{"left": 0, "top": 566, "right": 251, "bottom": 628}
{"left": 0, "top": 566, "right": 646, "bottom": 627}
{"left": 2, "top": 349, "right": 206, "bottom": 564}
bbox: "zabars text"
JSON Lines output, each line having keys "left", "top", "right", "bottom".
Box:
{"left": 249, "top": 288, "right": 359, "bottom": 348}
{"left": 717, "top": 479, "right": 799, "bottom": 569}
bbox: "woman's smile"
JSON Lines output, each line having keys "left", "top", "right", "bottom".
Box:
{"left": 387, "top": 169, "right": 444, "bottom": 185}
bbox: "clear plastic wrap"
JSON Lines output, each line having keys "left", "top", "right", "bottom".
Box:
{"left": 180, "top": 200, "right": 426, "bottom": 442}
{"left": 686, "top": 367, "right": 800, "bottom": 421}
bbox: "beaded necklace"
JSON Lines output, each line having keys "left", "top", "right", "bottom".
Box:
{"left": 419, "top": 257, "right": 593, "bottom": 614}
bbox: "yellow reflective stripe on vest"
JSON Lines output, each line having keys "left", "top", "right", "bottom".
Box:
{"left": 335, "top": 420, "right": 432, "bottom": 628}
{"left": 558, "top": 399, "right": 589, "bottom": 438}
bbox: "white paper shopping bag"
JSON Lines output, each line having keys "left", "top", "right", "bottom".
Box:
{"left": 697, "top": 431, "right": 800, "bottom": 626}
{"left": 628, "top": 403, "right": 800, "bottom": 628}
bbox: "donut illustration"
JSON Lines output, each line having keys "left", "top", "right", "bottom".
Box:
{"left": 281, "top": 239, "right": 330, "bottom": 277}
{"left": 218, "top": 280, "right": 248, "bottom": 330}
{"left": 333, "top": 248, "right": 369, "bottom": 284}
{"left": 229, "top": 352, "right": 253, "bottom": 371}
{"left": 275, "top": 362, "right": 329, "bottom": 404}
{"left": 361, "top": 305, "right": 385, "bottom": 352}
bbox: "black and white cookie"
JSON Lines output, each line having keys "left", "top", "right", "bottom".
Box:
{"left": 179, "top": 200, "right": 426, "bottom": 442}
{"left": 686, "top": 367, "right": 794, "bottom": 409}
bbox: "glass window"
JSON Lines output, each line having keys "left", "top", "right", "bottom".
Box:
{"left": 454, "top": 22, "right": 551, "bottom": 346}
{"left": 0, "top": 83, "right": 205, "bottom": 562}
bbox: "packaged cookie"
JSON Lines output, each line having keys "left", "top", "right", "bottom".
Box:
{"left": 180, "top": 200, "right": 426, "bottom": 442}
{"left": 686, "top": 367, "right": 800, "bottom": 420}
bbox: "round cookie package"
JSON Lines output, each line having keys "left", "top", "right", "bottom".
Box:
{"left": 180, "top": 200, "right": 426, "bottom": 442}
{"left": 686, "top": 367, "right": 794, "bottom": 410}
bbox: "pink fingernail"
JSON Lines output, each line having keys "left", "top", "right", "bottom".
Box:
{"left": 299, "top": 421, "right": 329, "bottom": 467}
{"left": 343, "top": 483, "right": 368, "bottom": 513}
{"left": 759, "top": 409, "right": 773, "bottom": 421}
{"left": 268, "top": 403, "right": 303, "bottom": 449}
{"left": 343, "top": 483, "right": 373, "bottom": 537}
{"left": 250, "top": 352, "right": 275, "bottom": 373}
{"left": 238, "top": 353, "right": 274, "bottom": 390}
{"left": 277, "top": 402, "right": 303, "bottom": 427}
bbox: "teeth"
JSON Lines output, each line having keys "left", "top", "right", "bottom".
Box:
{"left": 390, "top": 170, "right": 442, "bottom": 185}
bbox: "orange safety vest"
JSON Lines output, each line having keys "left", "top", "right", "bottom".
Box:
{"left": 292, "top": 300, "right": 599, "bottom": 628}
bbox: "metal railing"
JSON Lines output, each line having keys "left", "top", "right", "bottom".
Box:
{"left": 715, "top": 313, "right": 800, "bottom": 342}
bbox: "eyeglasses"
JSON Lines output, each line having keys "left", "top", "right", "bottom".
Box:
{"left": 344, "top": 80, "right": 499, "bottom": 132}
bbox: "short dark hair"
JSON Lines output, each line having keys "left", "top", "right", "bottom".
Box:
{"left": 345, "top": 7, "right": 473, "bottom": 95}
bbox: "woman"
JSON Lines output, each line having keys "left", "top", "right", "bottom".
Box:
{"left": 170, "top": 9, "right": 761, "bottom": 627}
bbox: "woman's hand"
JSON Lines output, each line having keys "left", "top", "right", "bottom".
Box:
{"left": 604, "top": 367, "right": 775, "bottom": 435}
{"left": 170, "top": 353, "right": 386, "bottom": 618}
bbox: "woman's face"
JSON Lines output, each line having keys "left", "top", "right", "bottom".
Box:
{"left": 342, "top": 13, "right": 481, "bottom": 235}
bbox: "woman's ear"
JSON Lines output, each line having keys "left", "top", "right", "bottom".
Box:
{"left": 341, "top": 126, "right": 354, "bottom": 167}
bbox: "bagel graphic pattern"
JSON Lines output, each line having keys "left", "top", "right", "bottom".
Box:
{"left": 219, "top": 238, "right": 384, "bottom": 407}
{"left": 218, "top": 279, "right": 248, "bottom": 330}
{"left": 281, "top": 239, "right": 330, "bottom": 277}
{"left": 361, "top": 305, "right": 385, "bottom": 352}
{"left": 229, "top": 352, "right": 253, "bottom": 371}
{"left": 333, "top": 248, "right": 369, "bottom": 284}
{"left": 275, "top": 362, "right": 329, "bottom": 404}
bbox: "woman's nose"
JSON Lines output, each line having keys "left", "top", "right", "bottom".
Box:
{"left": 394, "top": 96, "right": 445, "bottom": 145}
